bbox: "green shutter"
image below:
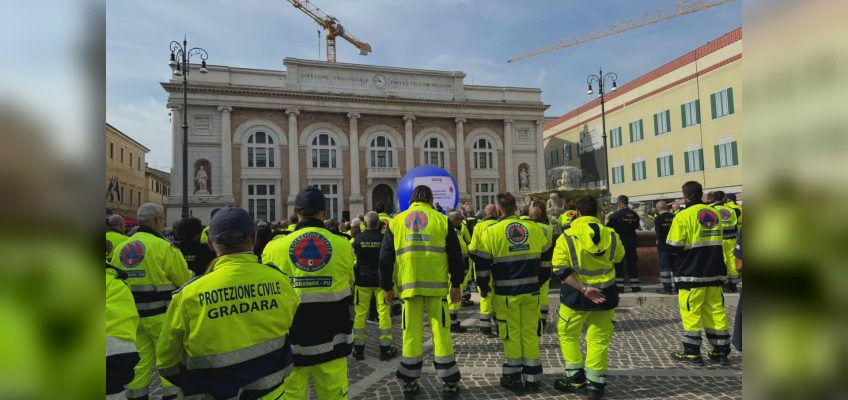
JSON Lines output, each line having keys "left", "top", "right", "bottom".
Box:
{"left": 695, "top": 100, "right": 701, "bottom": 124}
{"left": 666, "top": 111, "right": 671, "bottom": 133}
{"left": 681, "top": 104, "right": 687, "bottom": 127}
{"left": 714, "top": 144, "right": 721, "bottom": 168}
{"left": 731, "top": 141, "right": 738, "bottom": 165}
{"left": 639, "top": 119, "right": 644, "bottom": 140}
{"left": 654, "top": 114, "right": 659, "bottom": 136}
{"left": 629, "top": 123, "right": 633, "bottom": 142}
{"left": 631, "top": 163, "right": 636, "bottom": 180}
{"left": 698, "top": 149, "right": 704, "bottom": 171}
{"left": 656, "top": 157, "right": 662, "bottom": 176}
{"left": 727, "top": 88, "right": 735, "bottom": 114}
{"left": 685, "top": 152, "right": 692, "bottom": 172}
{"left": 710, "top": 93, "right": 717, "bottom": 119}
{"left": 669, "top": 155, "right": 674, "bottom": 175}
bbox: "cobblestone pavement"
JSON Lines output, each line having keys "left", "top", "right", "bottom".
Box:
{"left": 340, "top": 291, "right": 741, "bottom": 400}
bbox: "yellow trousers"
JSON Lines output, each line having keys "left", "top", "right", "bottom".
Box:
{"left": 479, "top": 274, "right": 495, "bottom": 332}
{"left": 282, "top": 357, "right": 348, "bottom": 400}
{"left": 447, "top": 265, "right": 471, "bottom": 328}
{"left": 494, "top": 293, "right": 542, "bottom": 382}
{"left": 397, "top": 296, "right": 460, "bottom": 383}
{"left": 539, "top": 280, "right": 551, "bottom": 332}
{"left": 679, "top": 287, "right": 730, "bottom": 355}
{"left": 557, "top": 305, "right": 614, "bottom": 384}
{"left": 353, "top": 286, "right": 392, "bottom": 347}
{"left": 127, "top": 314, "right": 176, "bottom": 399}
{"left": 723, "top": 239, "right": 740, "bottom": 284}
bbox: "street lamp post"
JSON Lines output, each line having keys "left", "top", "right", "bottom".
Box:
{"left": 586, "top": 68, "right": 617, "bottom": 190}
{"left": 169, "top": 37, "right": 208, "bottom": 219}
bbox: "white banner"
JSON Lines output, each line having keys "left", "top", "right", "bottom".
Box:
{"left": 412, "top": 176, "right": 457, "bottom": 211}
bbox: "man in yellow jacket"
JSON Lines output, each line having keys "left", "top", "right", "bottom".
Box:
{"left": 379, "top": 185, "right": 466, "bottom": 399}
{"left": 157, "top": 207, "right": 300, "bottom": 399}
{"left": 106, "top": 266, "right": 140, "bottom": 399}
{"left": 552, "top": 196, "right": 624, "bottom": 400}
{"left": 106, "top": 214, "right": 128, "bottom": 263}
{"left": 263, "top": 187, "right": 356, "bottom": 400}
{"left": 667, "top": 181, "right": 731, "bottom": 366}
{"left": 475, "top": 193, "right": 550, "bottom": 393}
{"left": 111, "top": 203, "right": 193, "bottom": 400}
{"left": 468, "top": 204, "right": 499, "bottom": 337}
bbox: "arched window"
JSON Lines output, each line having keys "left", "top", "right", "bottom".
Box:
{"left": 311, "top": 133, "right": 338, "bottom": 168}
{"left": 370, "top": 135, "right": 393, "bottom": 168}
{"left": 472, "top": 137, "right": 494, "bottom": 169}
{"left": 247, "top": 131, "right": 274, "bottom": 168}
{"left": 423, "top": 137, "right": 446, "bottom": 168}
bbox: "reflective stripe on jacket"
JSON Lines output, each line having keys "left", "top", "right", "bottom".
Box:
{"left": 110, "top": 227, "right": 193, "bottom": 317}
{"left": 552, "top": 216, "right": 624, "bottom": 311}
{"left": 666, "top": 202, "right": 726, "bottom": 288}
{"left": 262, "top": 220, "right": 355, "bottom": 366}
{"left": 106, "top": 268, "right": 140, "bottom": 396}
{"left": 381, "top": 202, "right": 465, "bottom": 298}
{"left": 475, "top": 216, "right": 550, "bottom": 296}
{"left": 156, "top": 253, "right": 300, "bottom": 398}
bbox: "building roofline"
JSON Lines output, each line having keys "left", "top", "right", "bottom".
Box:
{"left": 145, "top": 166, "right": 170, "bottom": 180}
{"left": 106, "top": 122, "right": 150, "bottom": 152}
{"left": 544, "top": 27, "right": 742, "bottom": 131}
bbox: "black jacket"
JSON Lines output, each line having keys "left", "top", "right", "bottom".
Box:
{"left": 353, "top": 229, "right": 383, "bottom": 287}
{"left": 654, "top": 212, "right": 675, "bottom": 250}
{"left": 607, "top": 208, "right": 640, "bottom": 240}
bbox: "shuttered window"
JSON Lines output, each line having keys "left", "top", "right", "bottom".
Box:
{"left": 654, "top": 110, "right": 671, "bottom": 135}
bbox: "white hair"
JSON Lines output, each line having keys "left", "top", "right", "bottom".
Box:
{"left": 364, "top": 212, "right": 380, "bottom": 229}
{"left": 106, "top": 214, "right": 124, "bottom": 229}
{"left": 137, "top": 203, "right": 165, "bottom": 227}
{"left": 351, "top": 217, "right": 361, "bottom": 226}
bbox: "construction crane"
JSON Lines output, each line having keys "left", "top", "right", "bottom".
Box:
{"left": 286, "top": 0, "right": 372, "bottom": 63}
{"left": 507, "top": 0, "right": 736, "bottom": 63}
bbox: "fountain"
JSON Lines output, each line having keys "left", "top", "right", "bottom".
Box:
{"left": 530, "top": 166, "right": 610, "bottom": 234}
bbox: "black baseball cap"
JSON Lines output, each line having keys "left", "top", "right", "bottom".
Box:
{"left": 209, "top": 206, "right": 255, "bottom": 245}
{"left": 295, "top": 186, "right": 326, "bottom": 213}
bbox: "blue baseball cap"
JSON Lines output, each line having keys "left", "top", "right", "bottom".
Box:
{"left": 208, "top": 207, "right": 255, "bottom": 245}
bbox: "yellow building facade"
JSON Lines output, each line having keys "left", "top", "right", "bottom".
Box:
{"left": 106, "top": 123, "right": 149, "bottom": 222}
{"left": 544, "top": 28, "right": 742, "bottom": 204}
{"left": 145, "top": 166, "right": 171, "bottom": 206}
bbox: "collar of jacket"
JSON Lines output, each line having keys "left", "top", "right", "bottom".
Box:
{"left": 106, "top": 227, "right": 124, "bottom": 234}
{"left": 483, "top": 216, "right": 498, "bottom": 221}
{"left": 137, "top": 225, "right": 163, "bottom": 239}
{"left": 569, "top": 215, "right": 603, "bottom": 227}
{"left": 498, "top": 215, "right": 519, "bottom": 222}
{"left": 410, "top": 201, "right": 434, "bottom": 210}
{"left": 207, "top": 252, "right": 258, "bottom": 271}
{"left": 685, "top": 199, "right": 705, "bottom": 207}
{"left": 296, "top": 217, "right": 326, "bottom": 230}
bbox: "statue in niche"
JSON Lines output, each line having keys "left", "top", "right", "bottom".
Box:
{"left": 518, "top": 163, "right": 530, "bottom": 190}
{"left": 194, "top": 159, "right": 211, "bottom": 195}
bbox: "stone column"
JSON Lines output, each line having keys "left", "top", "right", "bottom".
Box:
{"left": 348, "top": 112, "right": 365, "bottom": 216}
{"left": 535, "top": 120, "right": 546, "bottom": 191}
{"left": 504, "top": 119, "right": 515, "bottom": 192}
{"left": 455, "top": 117, "right": 469, "bottom": 201}
{"left": 218, "top": 106, "right": 234, "bottom": 199}
{"left": 285, "top": 109, "right": 300, "bottom": 215}
{"left": 404, "top": 115, "right": 415, "bottom": 171}
{"left": 170, "top": 106, "right": 182, "bottom": 198}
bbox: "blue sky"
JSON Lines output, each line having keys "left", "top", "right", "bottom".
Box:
{"left": 107, "top": 0, "right": 740, "bottom": 171}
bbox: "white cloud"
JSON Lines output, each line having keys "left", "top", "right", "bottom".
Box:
{"left": 107, "top": 97, "right": 172, "bottom": 172}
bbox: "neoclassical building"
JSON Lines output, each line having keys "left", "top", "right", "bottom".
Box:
{"left": 162, "top": 58, "right": 548, "bottom": 225}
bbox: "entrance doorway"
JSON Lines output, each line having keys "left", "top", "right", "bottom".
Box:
{"left": 372, "top": 184, "right": 394, "bottom": 213}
